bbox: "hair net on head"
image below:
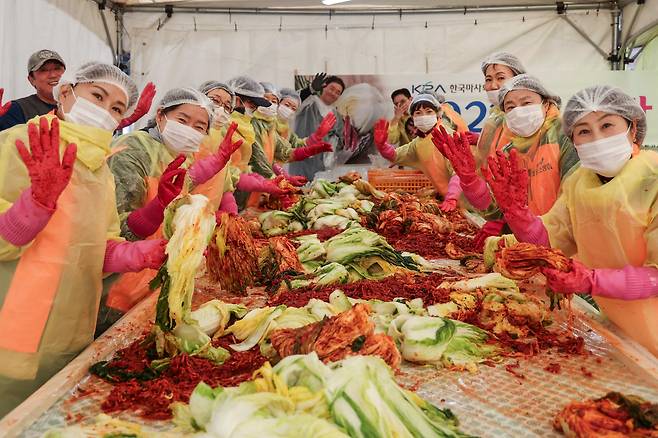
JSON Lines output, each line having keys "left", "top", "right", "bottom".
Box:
{"left": 156, "top": 86, "right": 214, "bottom": 126}
{"left": 260, "top": 82, "right": 280, "bottom": 99}
{"left": 53, "top": 61, "right": 139, "bottom": 112}
{"left": 279, "top": 87, "right": 301, "bottom": 106}
{"left": 227, "top": 76, "right": 265, "bottom": 99}
{"left": 481, "top": 52, "right": 527, "bottom": 76}
{"left": 199, "top": 80, "right": 235, "bottom": 98}
{"left": 562, "top": 85, "right": 647, "bottom": 144}
{"left": 409, "top": 93, "right": 442, "bottom": 114}
{"left": 498, "top": 74, "right": 562, "bottom": 109}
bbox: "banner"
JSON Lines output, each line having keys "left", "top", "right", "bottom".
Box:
{"left": 295, "top": 71, "right": 657, "bottom": 149}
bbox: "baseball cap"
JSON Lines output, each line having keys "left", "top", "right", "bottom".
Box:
{"left": 28, "top": 50, "right": 66, "bottom": 73}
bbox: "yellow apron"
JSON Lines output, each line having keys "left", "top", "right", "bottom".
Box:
{"left": 543, "top": 149, "right": 658, "bottom": 355}
{"left": 0, "top": 115, "right": 118, "bottom": 415}
{"left": 394, "top": 133, "right": 452, "bottom": 196}
{"left": 247, "top": 119, "right": 276, "bottom": 208}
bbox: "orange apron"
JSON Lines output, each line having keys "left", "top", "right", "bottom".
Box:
{"left": 104, "top": 177, "right": 162, "bottom": 312}
{"left": 246, "top": 125, "right": 276, "bottom": 208}
{"left": 414, "top": 134, "right": 451, "bottom": 196}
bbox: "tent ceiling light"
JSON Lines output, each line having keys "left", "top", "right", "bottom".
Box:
{"left": 322, "top": 0, "right": 352, "bottom": 5}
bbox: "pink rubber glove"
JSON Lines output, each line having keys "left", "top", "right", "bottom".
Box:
{"left": 291, "top": 142, "right": 333, "bottom": 162}
{"left": 103, "top": 239, "right": 167, "bottom": 273}
{"left": 273, "top": 163, "right": 307, "bottom": 187}
{"left": 432, "top": 126, "right": 490, "bottom": 210}
{"left": 374, "top": 119, "right": 396, "bottom": 162}
{"left": 236, "top": 173, "right": 287, "bottom": 196}
{"left": 473, "top": 220, "right": 506, "bottom": 250}
{"left": 189, "top": 122, "right": 243, "bottom": 185}
{"left": 126, "top": 155, "right": 187, "bottom": 239}
{"left": 0, "top": 189, "right": 54, "bottom": 246}
{"left": 0, "top": 88, "right": 11, "bottom": 117}
{"left": 542, "top": 261, "right": 658, "bottom": 301}
{"left": 439, "top": 175, "right": 461, "bottom": 212}
{"left": 307, "top": 113, "right": 336, "bottom": 146}
{"left": 117, "top": 82, "right": 156, "bottom": 130}
{"left": 218, "top": 191, "right": 238, "bottom": 215}
{"left": 16, "top": 117, "right": 77, "bottom": 210}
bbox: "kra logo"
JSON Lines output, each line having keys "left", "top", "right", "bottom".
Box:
{"left": 529, "top": 156, "right": 553, "bottom": 177}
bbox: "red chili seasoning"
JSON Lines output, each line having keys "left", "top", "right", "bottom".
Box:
{"left": 544, "top": 362, "right": 561, "bottom": 374}
{"left": 268, "top": 273, "right": 454, "bottom": 308}
{"left": 101, "top": 335, "right": 267, "bottom": 420}
{"left": 580, "top": 366, "right": 594, "bottom": 378}
{"left": 504, "top": 361, "right": 526, "bottom": 379}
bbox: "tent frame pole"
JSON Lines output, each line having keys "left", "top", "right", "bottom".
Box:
{"left": 121, "top": 3, "right": 613, "bottom": 16}
{"left": 610, "top": 2, "right": 624, "bottom": 70}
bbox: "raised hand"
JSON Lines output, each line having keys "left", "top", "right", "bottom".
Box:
{"left": 117, "top": 82, "right": 157, "bottom": 129}
{"left": 16, "top": 117, "right": 77, "bottom": 209}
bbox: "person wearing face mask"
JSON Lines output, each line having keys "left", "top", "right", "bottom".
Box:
{"left": 476, "top": 52, "right": 527, "bottom": 167}
{"left": 225, "top": 76, "right": 288, "bottom": 210}
{"left": 433, "top": 74, "right": 579, "bottom": 248}
{"left": 0, "top": 62, "right": 167, "bottom": 416}
{"left": 373, "top": 93, "right": 457, "bottom": 198}
{"left": 480, "top": 85, "right": 658, "bottom": 355}
{"left": 247, "top": 82, "right": 334, "bottom": 206}
{"left": 198, "top": 81, "right": 242, "bottom": 215}
{"left": 289, "top": 75, "right": 346, "bottom": 181}
{"left": 97, "top": 87, "right": 243, "bottom": 332}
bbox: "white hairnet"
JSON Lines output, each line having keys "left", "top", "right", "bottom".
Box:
{"left": 156, "top": 87, "right": 214, "bottom": 126}
{"left": 260, "top": 82, "right": 280, "bottom": 99}
{"left": 498, "top": 74, "right": 561, "bottom": 109}
{"left": 53, "top": 61, "right": 139, "bottom": 113}
{"left": 279, "top": 87, "right": 301, "bottom": 106}
{"left": 199, "top": 80, "right": 234, "bottom": 98}
{"left": 409, "top": 93, "right": 442, "bottom": 114}
{"left": 481, "top": 52, "right": 527, "bottom": 76}
{"left": 562, "top": 85, "right": 647, "bottom": 144}
{"left": 227, "top": 76, "right": 265, "bottom": 99}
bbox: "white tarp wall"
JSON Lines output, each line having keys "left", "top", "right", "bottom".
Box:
{"left": 0, "top": 0, "right": 115, "bottom": 101}
{"left": 124, "top": 9, "right": 613, "bottom": 97}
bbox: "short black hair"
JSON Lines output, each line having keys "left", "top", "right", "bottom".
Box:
{"left": 410, "top": 100, "right": 439, "bottom": 115}
{"left": 323, "top": 76, "right": 345, "bottom": 92}
{"left": 391, "top": 88, "right": 411, "bottom": 101}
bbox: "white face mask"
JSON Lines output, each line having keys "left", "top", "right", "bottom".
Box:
{"left": 212, "top": 106, "right": 231, "bottom": 128}
{"left": 159, "top": 117, "right": 205, "bottom": 154}
{"left": 257, "top": 104, "right": 278, "bottom": 118}
{"left": 64, "top": 92, "right": 119, "bottom": 131}
{"left": 486, "top": 89, "right": 500, "bottom": 107}
{"left": 505, "top": 104, "right": 546, "bottom": 137}
{"left": 278, "top": 105, "right": 295, "bottom": 121}
{"left": 413, "top": 114, "right": 438, "bottom": 133}
{"left": 576, "top": 129, "right": 633, "bottom": 178}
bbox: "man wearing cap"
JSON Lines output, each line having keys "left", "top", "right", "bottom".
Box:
{"left": 0, "top": 49, "right": 66, "bottom": 131}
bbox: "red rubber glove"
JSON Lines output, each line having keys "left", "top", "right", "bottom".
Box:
{"left": 431, "top": 126, "right": 477, "bottom": 183}
{"left": 473, "top": 219, "right": 506, "bottom": 250}
{"left": 189, "top": 122, "right": 243, "bottom": 185}
{"left": 373, "top": 119, "right": 396, "bottom": 161}
{"left": 273, "top": 163, "right": 307, "bottom": 187}
{"left": 15, "top": 117, "right": 77, "bottom": 210}
{"left": 481, "top": 149, "right": 529, "bottom": 218}
{"left": 544, "top": 263, "right": 658, "bottom": 300}
{"left": 0, "top": 88, "right": 11, "bottom": 117}
{"left": 432, "top": 126, "right": 492, "bottom": 210}
{"left": 464, "top": 131, "right": 479, "bottom": 146}
{"left": 117, "top": 82, "right": 156, "bottom": 130}
{"left": 126, "top": 155, "right": 186, "bottom": 238}
{"left": 541, "top": 260, "right": 593, "bottom": 295}
{"left": 103, "top": 239, "right": 167, "bottom": 273}
{"left": 291, "top": 142, "right": 333, "bottom": 161}
{"left": 307, "top": 112, "right": 337, "bottom": 145}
